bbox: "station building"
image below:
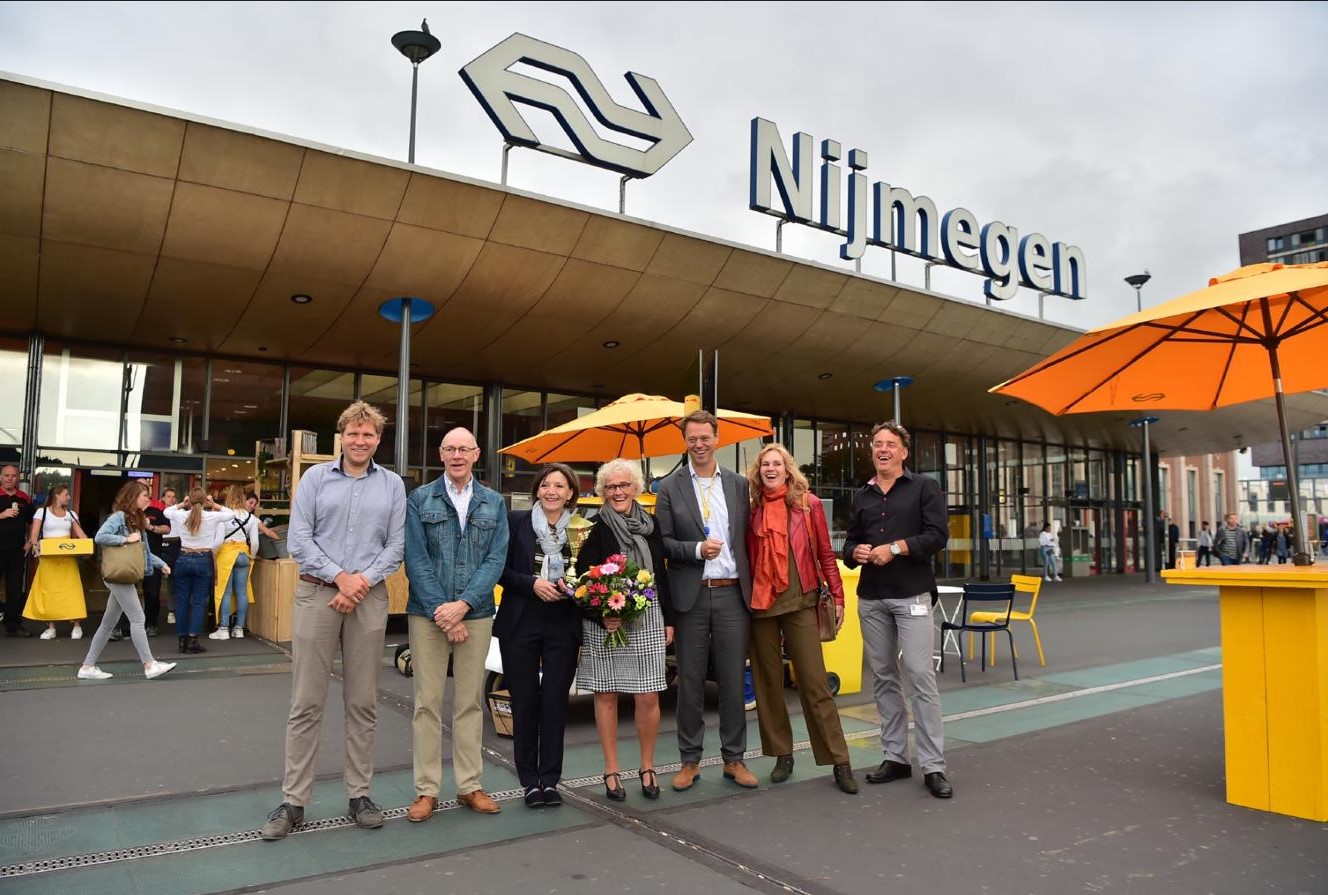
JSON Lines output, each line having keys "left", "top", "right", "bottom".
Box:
{"left": 4, "top": 73, "right": 1324, "bottom": 581}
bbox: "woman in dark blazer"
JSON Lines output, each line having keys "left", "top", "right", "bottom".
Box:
{"left": 496, "top": 463, "right": 584, "bottom": 809}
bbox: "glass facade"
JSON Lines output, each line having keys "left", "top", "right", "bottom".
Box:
{"left": 5, "top": 332, "right": 1151, "bottom": 582}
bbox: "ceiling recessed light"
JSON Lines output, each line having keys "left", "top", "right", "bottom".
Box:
{"left": 290, "top": 293, "right": 313, "bottom": 304}
{"left": 818, "top": 372, "right": 833, "bottom": 380}
{"left": 169, "top": 337, "right": 187, "bottom": 344}
{"left": 243, "top": 404, "right": 258, "bottom": 409}
{"left": 214, "top": 378, "right": 231, "bottom": 383}
{"left": 257, "top": 346, "right": 269, "bottom": 352}
{"left": 224, "top": 368, "right": 242, "bottom": 374}
{"left": 602, "top": 340, "right": 620, "bottom": 349}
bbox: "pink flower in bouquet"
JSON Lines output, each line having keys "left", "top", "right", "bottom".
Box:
{"left": 608, "top": 593, "right": 626, "bottom": 611}
{"left": 599, "top": 562, "right": 620, "bottom": 575}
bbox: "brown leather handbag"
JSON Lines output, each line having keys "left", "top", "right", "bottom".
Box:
{"left": 805, "top": 500, "right": 838, "bottom": 642}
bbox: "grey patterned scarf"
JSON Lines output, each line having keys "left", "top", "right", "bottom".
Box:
{"left": 531, "top": 509, "right": 571, "bottom": 580}
{"left": 598, "top": 502, "right": 655, "bottom": 573}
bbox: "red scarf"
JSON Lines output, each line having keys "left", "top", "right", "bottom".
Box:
{"left": 751, "top": 485, "right": 790, "bottom": 610}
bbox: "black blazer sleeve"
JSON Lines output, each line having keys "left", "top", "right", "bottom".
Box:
{"left": 577, "top": 521, "right": 615, "bottom": 628}
{"left": 495, "top": 510, "right": 536, "bottom": 641}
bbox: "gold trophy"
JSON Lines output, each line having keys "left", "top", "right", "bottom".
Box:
{"left": 565, "top": 514, "right": 594, "bottom": 585}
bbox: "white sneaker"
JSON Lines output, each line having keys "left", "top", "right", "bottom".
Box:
{"left": 208, "top": 628, "right": 230, "bottom": 640}
{"left": 1044, "top": 575, "right": 1052, "bottom": 581}
{"left": 232, "top": 627, "right": 245, "bottom": 639}
{"left": 71, "top": 625, "right": 83, "bottom": 640}
{"left": 1055, "top": 576, "right": 1063, "bottom": 582}
{"left": 77, "top": 665, "right": 113, "bottom": 680}
{"left": 144, "top": 661, "right": 176, "bottom": 680}
{"left": 40, "top": 627, "right": 57, "bottom": 640}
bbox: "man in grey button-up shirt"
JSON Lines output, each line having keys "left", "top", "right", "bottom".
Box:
{"left": 261, "top": 401, "right": 406, "bottom": 841}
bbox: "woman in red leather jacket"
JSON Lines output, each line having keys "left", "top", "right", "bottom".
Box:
{"left": 745, "top": 443, "right": 856, "bottom": 794}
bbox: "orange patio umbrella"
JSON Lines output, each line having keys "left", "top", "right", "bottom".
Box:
{"left": 498, "top": 393, "right": 773, "bottom": 464}
{"left": 992, "top": 261, "right": 1328, "bottom": 563}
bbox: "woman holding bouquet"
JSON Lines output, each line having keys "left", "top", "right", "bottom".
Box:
{"left": 746, "top": 443, "right": 857, "bottom": 794}
{"left": 575, "top": 458, "right": 673, "bottom": 802}
{"left": 496, "top": 463, "right": 583, "bottom": 809}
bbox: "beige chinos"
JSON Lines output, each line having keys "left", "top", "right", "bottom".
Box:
{"left": 281, "top": 580, "right": 389, "bottom": 807}
{"left": 409, "top": 613, "right": 494, "bottom": 797}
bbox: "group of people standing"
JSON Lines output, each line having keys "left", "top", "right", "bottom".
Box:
{"left": 0, "top": 459, "right": 271, "bottom": 675}
{"left": 258, "top": 403, "right": 954, "bottom": 842}
{"left": 74, "top": 482, "right": 267, "bottom": 680}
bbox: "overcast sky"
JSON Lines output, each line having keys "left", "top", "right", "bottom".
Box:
{"left": 2, "top": 1, "right": 1326, "bottom": 333}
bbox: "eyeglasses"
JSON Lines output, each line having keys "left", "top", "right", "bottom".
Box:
{"left": 603, "top": 482, "right": 634, "bottom": 493}
{"left": 440, "top": 446, "right": 478, "bottom": 456}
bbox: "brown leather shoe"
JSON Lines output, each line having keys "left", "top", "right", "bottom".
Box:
{"left": 457, "top": 788, "right": 501, "bottom": 814}
{"left": 672, "top": 761, "right": 702, "bottom": 791}
{"left": 407, "top": 795, "right": 438, "bottom": 823}
{"left": 723, "top": 760, "right": 758, "bottom": 789}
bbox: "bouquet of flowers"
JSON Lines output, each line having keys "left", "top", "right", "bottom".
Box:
{"left": 572, "top": 552, "right": 658, "bottom": 648}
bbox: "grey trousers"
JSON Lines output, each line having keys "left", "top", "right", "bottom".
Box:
{"left": 674, "top": 583, "right": 749, "bottom": 763}
{"left": 281, "top": 580, "right": 388, "bottom": 807}
{"left": 83, "top": 580, "right": 153, "bottom": 666}
{"left": 859, "top": 595, "right": 946, "bottom": 774}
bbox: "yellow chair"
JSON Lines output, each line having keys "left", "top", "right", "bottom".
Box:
{"left": 967, "top": 573, "right": 1046, "bottom": 667}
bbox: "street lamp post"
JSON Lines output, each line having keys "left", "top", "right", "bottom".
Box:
{"left": 391, "top": 21, "right": 441, "bottom": 164}
{"left": 873, "top": 376, "right": 915, "bottom": 423}
{"left": 1125, "top": 271, "right": 1152, "bottom": 313}
{"left": 378, "top": 298, "right": 437, "bottom": 480}
{"left": 1130, "top": 416, "right": 1160, "bottom": 583}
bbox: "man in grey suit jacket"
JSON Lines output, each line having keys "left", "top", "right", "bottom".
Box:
{"left": 656, "top": 411, "right": 756, "bottom": 791}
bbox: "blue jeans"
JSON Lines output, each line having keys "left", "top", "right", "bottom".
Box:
{"left": 1218, "top": 554, "right": 1239, "bottom": 566}
{"left": 173, "top": 552, "right": 215, "bottom": 636}
{"left": 219, "top": 553, "right": 250, "bottom": 627}
{"left": 1041, "top": 546, "right": 1057, "bottom": 578}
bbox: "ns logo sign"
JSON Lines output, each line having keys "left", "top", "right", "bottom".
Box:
{"left": 460, "top": 34, "right": 692, "bottom": 178}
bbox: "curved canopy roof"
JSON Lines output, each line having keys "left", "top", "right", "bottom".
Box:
{"left": 2, "top": 73, "right": 1323, "bottom": 455}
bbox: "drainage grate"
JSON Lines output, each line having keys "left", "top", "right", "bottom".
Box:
{"left": 0, "top": 790, "right": 527, "bottom": 878}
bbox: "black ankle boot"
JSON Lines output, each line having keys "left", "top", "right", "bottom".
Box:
{"left": 187, "top": 635, "right": 207, "bottom": 654}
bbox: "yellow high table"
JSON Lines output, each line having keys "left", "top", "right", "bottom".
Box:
{"left": 1163, "top": 564, "right": 1328, "bottom": 820}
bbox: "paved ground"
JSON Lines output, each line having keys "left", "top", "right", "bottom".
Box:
{"left": 0, "top": 575, "right": 1324, "bottom": 895}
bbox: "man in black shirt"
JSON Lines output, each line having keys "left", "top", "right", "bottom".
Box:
{"left": 140, "top": 499, "right": 170, "bottom": 637}
{"left": 0, "top": 464, "right": 35, "bottom": 637}
{"left": 843, "top": 422, "right": 951, "bottom": 798}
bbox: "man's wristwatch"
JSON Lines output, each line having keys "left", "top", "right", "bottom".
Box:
{"left": 889, "top": 541, "right": 902, "bottom": 557}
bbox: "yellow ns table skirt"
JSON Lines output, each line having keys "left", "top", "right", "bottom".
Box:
{"left": 23, "top": 556, "right": 87, "bottom": 621}
{"left": 1164, "top": 565, "right": 1328, "bottom": 821}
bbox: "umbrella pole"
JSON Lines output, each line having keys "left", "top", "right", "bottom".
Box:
{"left": 1267, "top": 340, "right": 1313, "bottom": 565}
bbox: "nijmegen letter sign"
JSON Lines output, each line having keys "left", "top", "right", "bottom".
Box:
{"left": 749, "top": 118, "right": 1087, "bottom": 301}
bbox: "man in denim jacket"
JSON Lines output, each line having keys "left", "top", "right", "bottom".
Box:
{"left": 404, "top": 426, "right": 509, "bottom": 820}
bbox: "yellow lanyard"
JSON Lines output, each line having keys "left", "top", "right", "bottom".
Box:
{"left": 698, "top": 473, "right": 718, "bottom": 531}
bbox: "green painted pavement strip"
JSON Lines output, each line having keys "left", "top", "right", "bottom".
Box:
{"left": 1038, "top": 649, "right": 1221, "bottom": 689}
{"left": 1, "top": 798, "right": 594, "bottom": 895}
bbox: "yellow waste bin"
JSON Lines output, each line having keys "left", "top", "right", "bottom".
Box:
{"left": 814, "top": 561, "right": 864, "bottom": 696}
